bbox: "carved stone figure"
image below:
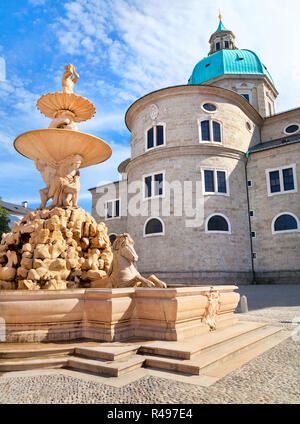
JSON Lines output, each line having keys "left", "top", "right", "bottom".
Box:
{"left": 203, "top": 288, "right": 220, "bottom": 331}
{"left": 49, "top": 110, "right": 78, "bottom": 131}
{"left": 35, "top": 154, "right": 83, "bottom": 209}
{"left": 91, "top": 233, "right": 167, "bottom": 288}
{"left": 62, "top": 64, "right": 79, "bottom": 94}
{"left": 51, "top": 154, "right": 82, "bottom": 208}
{"left": 35, "top": 159, "right": 57, "bottom": 209}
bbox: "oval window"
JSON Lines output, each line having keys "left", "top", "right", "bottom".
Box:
{"left": 285, "top": 124, "right": 299, "bottom": 134}
{"left": 203, "top": 103, "right": 217, "bottom": 112}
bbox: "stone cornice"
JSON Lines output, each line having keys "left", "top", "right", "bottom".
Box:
{"left": 207, "top": 73, "right": 278, "bottom": 97}
{"left": 126, "top": 144, "right": 245, "bottom": 173}
{"left": 263, "top": 107, "right": 300, "bottom": 123}
{"left": 125, "top": 85, "right": 263, "bottom": 130}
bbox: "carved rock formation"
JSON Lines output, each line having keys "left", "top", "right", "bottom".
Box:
{"left": 0, "top": 207, "right": 112, "bottom": 290}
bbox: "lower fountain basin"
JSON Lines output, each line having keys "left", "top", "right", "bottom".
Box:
{"left": 0, "top": 286, "right": 240, "bottom": 343}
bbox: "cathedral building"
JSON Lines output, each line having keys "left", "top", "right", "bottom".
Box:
{"left": 90, "top": 16, "right": 300, "bottom": 284}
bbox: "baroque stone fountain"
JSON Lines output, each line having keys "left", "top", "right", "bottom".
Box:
{"left": 0, "top": 64, "right": 113, "bottom": 291}
{"left": 0, "top": 66, "right": 240, "bottom": 343}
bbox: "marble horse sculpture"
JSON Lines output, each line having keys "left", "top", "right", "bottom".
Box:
{"left": 91, "top": 233, "right": 167, "bottom": 288}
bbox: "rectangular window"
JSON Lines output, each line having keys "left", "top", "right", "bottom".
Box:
{"left": 213, "top": 122, "right": 221, "bottom": 142}
{"left": 144, "top": 176, "right": 152, "bottom": 198}
{"left": 199, "top": 120, "right": 222, "bottom": 143}
{"left": 147, "top": 127, "right": 154, "bottom": 149}
{"left": 106, "top": 201, "right": 113, "bottom": 219}
{"left": 204, "top": 170, "right": 214, "bottom": 192}
{"left": 146, "top": 125, "right": 165, "bottom": 150}
{"left": 248, "top": 180, "right": 252, "bottom": 187}
{"left": 217, "top": 171, "right": 227, "bottom": 193}
{"left": 224, "top": 41, "right": 229, "bottom": 48}
{"left": 216, "top": 42, "right": 220, "bottom": 50}
{"left": 201, "top": 121, "right": 210, "bottom": 141}
{"left": 144, "top": 172, "right": 164, "bottom": 199}
{"left": 154, "top": 173, "right": 163, "bottom": 196}
{"left": 156, "top": 126, "right": 164, "bottom": 146}
{"left": 269, "top": 170, "right": 280, "bottom": 193}
{"left": 251, "top": 231, "right": 256, "bottom": 238}
{"left": 115, "top": 200, "right": 120, "bottom": 217}
{"left": 266, "top": 165, "right": 296, "bottom": 196}
{"left": 105, "top": 199, "right": 120, "bottom": 219}
{"left": 282, "top": 168, "right": 295, "bottom": 191}
{"left": 203, "top": 168, "right": 228, "bottom": 195}
{"left": 250, "top": 210, "right": 254, "bottom": 217}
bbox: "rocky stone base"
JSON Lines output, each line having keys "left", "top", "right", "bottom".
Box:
{"left": 0, "top": 207, "right": 112, "bottom": 290}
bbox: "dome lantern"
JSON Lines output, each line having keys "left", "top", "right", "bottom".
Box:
{"left": 208, "top": 12, "right": 238, "bottom": 56}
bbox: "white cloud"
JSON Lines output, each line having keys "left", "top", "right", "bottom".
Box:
{"left": 53, "top": 0, "right": 300, "bottom": 112}
{"left": 0, "top": 57, "right": 6, "bottom": 82}
{"left": 78, "top": 111, "right": 125, "bottom": 132}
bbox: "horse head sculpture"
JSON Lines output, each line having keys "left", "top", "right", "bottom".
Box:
{"left": 90, "top": 233, "right": 167, "bottom": 289}
{"left": 112, "top": 234, "right": 138, "bottom": 263}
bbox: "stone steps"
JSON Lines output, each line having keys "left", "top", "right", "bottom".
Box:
{"left": 138, "top": 321, "right": 266, "bottom": 359}
{"left": 0, "top": 347, "right": 74, "bottom": 359}
{"left": 74, "top": 345, "right": 139, "bottom": 361}
{"left": 0, "top": 356, "right": 68, "bottom": 372}
{"left": 143, "top": 326, "right": 284, "bottom": 375}
{"left": 202, "top": 330, "right": 291, "bottom": 378}
{"left": 0, "top": 321, "right": 290, "bottom": 380}
{"left": 67, "top": 355, "right": 145, "bottom": 377}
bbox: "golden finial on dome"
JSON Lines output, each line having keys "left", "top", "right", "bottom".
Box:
{"left": 218, "top": 9, "right": 222, "bottom": 20}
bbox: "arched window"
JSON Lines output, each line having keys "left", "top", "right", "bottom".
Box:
{"left": 146, "top": 124, "right": 165, "bottom": 150}
{"left": 144, "top": 217, "right": 164, "bottom": 237}
{"left": 199, "top": 119, "right": 222, "bottom": 143}
{"left": 272, "top": 213, "right": 299, "bottom": 234}
{"left": 109, "top": 233, "right": 117, "bottom": 245}
{"left": 206, "top": 214, "right": 231, "bottom": 233}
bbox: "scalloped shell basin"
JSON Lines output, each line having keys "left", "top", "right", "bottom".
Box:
{"left": 14, "top": 129, "right": 112, "bottom": 168}
{"left": 37, "top": 92, "right": 96, "bottom": 122}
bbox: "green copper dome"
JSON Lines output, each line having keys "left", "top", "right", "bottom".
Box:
{"left": 188, "top": 49, "right": 275, "bottom": 87}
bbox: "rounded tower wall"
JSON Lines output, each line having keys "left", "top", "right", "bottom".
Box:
{"left": 125, "top": 92, "right": 254, "bottom": 282}
{"left": 128, "top": 86, "right": 261, "bottom": 161}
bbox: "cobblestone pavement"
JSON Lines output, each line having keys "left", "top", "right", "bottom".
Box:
{"left": 0, "top": 285, "right": 299, "bottom": 404}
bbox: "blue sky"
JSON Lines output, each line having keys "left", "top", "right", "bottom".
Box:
{"left": 0, "top": 0, "right": 299, "bottom": 212}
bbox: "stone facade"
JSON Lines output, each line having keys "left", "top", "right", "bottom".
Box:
{"left": 247, "top": 142, "right": 300, "bottom": 283}
{"left": 206, "top": 75, "right": 278, "bottom": 118}
{"left": 90, "top": 22, "right": 300, "bottom": 285}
